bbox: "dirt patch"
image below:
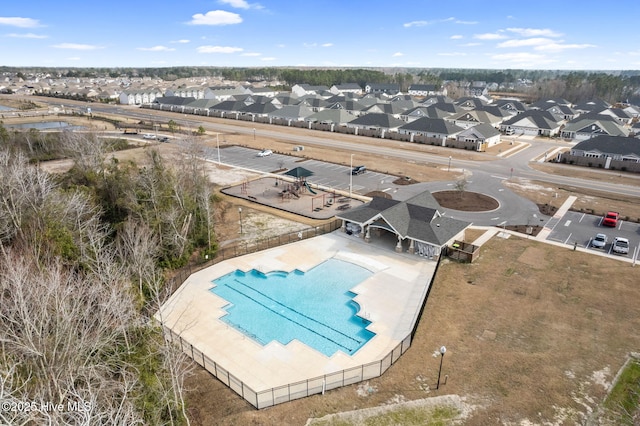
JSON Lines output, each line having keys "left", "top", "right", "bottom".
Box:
{"left": 517, "top": 246, "right": 548, "bottom": 269}
{"left": 433, "top": 191, "right": 499, "bottom": 212}
{"left": 364, "top": 190, "right": 392, "bottom": 199}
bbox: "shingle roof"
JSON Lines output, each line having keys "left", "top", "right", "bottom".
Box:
{"left": 399, "top": 117, "right": 464, "bottom": 135}
{"left": 347, "top": 113, "right": 407, "bottom": 129}
{"left": 336, "top": 191, "right": 470, "bottom": 246}
{"left": 572, "top": 135, "right": 640, "bottom": 157}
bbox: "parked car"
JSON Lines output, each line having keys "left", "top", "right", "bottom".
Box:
{"left": 257, "top": 149, "right": 273, "bottom": 157}
{"left": 602, "top": 211, "right": 619, "bottom": 227}
{"left": 351, "top": 165, "right": 366, "bottom": 175}
{"left": 158, "top": 136, "right": 169, "bottom": 142}
{"left": 591, "top": 233, "right": 608, "bottom": 249}
{"left": 142, "top": 133, "right": 156, "bottom": 140}
{"left": 612, "top": 237, "right": 630, "bottom": 255}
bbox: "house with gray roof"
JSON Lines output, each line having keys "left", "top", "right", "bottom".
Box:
{"left": 364, "top": 83, "right": 401, "bottom": 95}
{"left": 336, "top": 190, "right": 470, "bottom": 257}
{"left": 291, "top": 84, "right": 331, "bottom": 97}
{"left": 560, "top": 113, "right": 629, "bottom": 140}
{"left": 558, "top": 135, "right": 640, "bottom": 172}
{"left": 330, "top": 83, "right": 363, "bottom": 95}
{"left": 305, "top": 109, "right": 356, "bottom": 125}
{"left": 500, "top": 110, "right": 562, "bottom": 137}
{"left": 445, "top": 110, "right": 502, "bottom": 129}
{"left": 594, "top": 107, "right": 633, "bottom": 125}
{"left": 398, "top": 117, "right": 464, "bottom": 144}
{"left": 456, "top": 123, "right": 502, "bottom": 150}
{"left": 267, "top": 105, "right": 315, "bottom": 122}
{"left": 346, "top": 113, "right": 406, "bottom": 133}
{"left": 408, "top": 84, "right": 447, "bottom": 97}
{"left": 493, "top": 99, "right": 528, "bottom": 115}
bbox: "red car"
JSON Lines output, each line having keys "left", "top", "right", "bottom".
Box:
{"left": 602, "top": 211, "right": 619, "bottom": 227}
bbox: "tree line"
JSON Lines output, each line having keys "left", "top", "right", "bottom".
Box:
{"left": 0, "top": 126, "right": 216, "bottom": 424}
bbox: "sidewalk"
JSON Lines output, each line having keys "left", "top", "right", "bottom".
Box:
{"left": 535, "top": 195, "right": 577, "bottom": 241}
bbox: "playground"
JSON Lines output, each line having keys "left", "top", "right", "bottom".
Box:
{"left": 221, "top": 175, "right": 366, "bottom": 220}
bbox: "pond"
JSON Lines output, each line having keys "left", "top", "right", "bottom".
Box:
{"left": 4, "top": 121, "right": 85, "bottom": 131}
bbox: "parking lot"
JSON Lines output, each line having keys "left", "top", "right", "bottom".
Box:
{"left": 210, "top": 146, "right": 415, "bottom": 197}
{"left": 546, "top": 210, "right": 640, "bottom": 260}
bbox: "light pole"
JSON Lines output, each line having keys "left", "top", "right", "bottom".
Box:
{"left": 448, "top": 156, "right": 452, "bottom": 172}
{"left": 436, "top": 346, "right": 446, "bottom": 390}
{"left": 349, "top": 154, "right": 354, "bottom": 199}
{"left": 216, "top": 133, "right": 221, "bottom": 163}
{"left": 238, "top": 207, "right": 243, "bottom": 234}
{"left": 253, "top": 128, "right": 256, "bottom": 141}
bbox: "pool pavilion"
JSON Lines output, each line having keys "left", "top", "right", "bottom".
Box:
{"left": 336, "top": 190, "right": 471, "bottom": 258}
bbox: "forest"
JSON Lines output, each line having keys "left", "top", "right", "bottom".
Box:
{"left": 0, "top": 126, "right": 216, "bottom": 424}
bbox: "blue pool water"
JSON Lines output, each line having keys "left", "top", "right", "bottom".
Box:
{"left": 210, "top": 258, "right": 375, "bottom": 357}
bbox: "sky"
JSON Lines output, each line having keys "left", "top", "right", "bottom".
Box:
{"left": 1, "top": 0, "right": 639, "bottom": 70}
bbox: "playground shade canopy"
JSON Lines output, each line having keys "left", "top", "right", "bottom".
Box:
{"left": 283, "top": 167, "right": 314, "bottom": 179}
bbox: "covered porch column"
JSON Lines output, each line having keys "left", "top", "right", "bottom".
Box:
{"left": 364, "top": 225, "right": 371, "bottom": 242}
{"left": 395, "top": 235, "right": 403, "bottom": 252}
{"left": 408, "top": 239, "right": 415, "bottom": 254}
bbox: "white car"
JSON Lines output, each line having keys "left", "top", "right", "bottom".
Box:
{"left": 257, "top": 149, "right": 273, "bottom": 157}
{"left": 142, "top": 133, "right": 156, "bottom": 140}
{"left": 612, "top": 237, "right": 630, "bottom": 255}
{"left": 591, "top": 233, "right": 607, "bottom": 249}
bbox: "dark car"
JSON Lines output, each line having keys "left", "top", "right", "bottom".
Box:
{"left": 351, "top": 165, "right": 366, "bottom": 175}
{"left": 158, "top": 136, "right": 169, "bottom": 142}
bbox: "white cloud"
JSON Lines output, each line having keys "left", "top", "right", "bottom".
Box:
{"left": 455, "top": 20, "right": 477, "bottom": 25}
{"left": 506, "top": 27, "right": 562, "bottom": 38}
{"left": 404, "top": 20, "right": 429, "bottom": 28}
{"left": 66, "top": 57, "right": 81, "bottom": 61}
{"left": 392, "top": 52, "right": 404, "bottom": 57}
{"left": 474, "top": 32, "right": 507, "bottom": 40}
{"left": 196, "top": 45, "right": 243, "bottom": 53}
{"left": 260, "top": 57, "right": 276, "bottom": 61}
{"left": 535, "top": 42, "right": 596, "bottom": 52}
{"left": 497, "top": 38, "right": 554, "bottom": 48}
{"left": 137, "top": 45, "right": 176, "bottom": 52}
{"left": 450, "top": 35, "right": 463, "bottom": 39}
{"left": 241, "top": 52, "right": 261, "bottom": 56}
{"left": 322, "top": 43, "right": 333, "bottom": 47}
{"left": 219, "top": 0, "right": 263, "bottom": 9}
{"left": 189, "top": 10, "right": 242, "bottom": 26}
{"left": 491, "top": 52, "right": 556, "bottom": 66}
{"left": 171, "top": 39, "right": 190, "bottom": 44}
{"left": 52, "top": 43, "right": 102, "bottom": 50}
{"left": 219, "top": 0, "right": 250, "bottom": 8}
{"left": 460, "top": 42, "right": 481, "bottom": 47}
{"left": 6, "top": 33, "right": 47, "bottom": 39}
{"left": 0, "top": 17, "right": 41, "bottom": 28}
{"left": 403, "top": 17, "right": 460, "bottom": 27}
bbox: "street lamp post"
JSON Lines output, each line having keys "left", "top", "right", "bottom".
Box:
{"left": 253, "top": 128, "right": 256, "bottom": 141}
{"left": 238, "top": 207, "right": 243, "bottom": 234}
{"left": 436, "top": 346, "right": 447, "bottom": 390}
{"left": 349, "top": 154, "right": 354, "bottom": 199}
{"left": 217, "top": 133, "right": 221, "bottom": 163}
{"left": 448, "top": 156, "right": 452, "bottom": 172}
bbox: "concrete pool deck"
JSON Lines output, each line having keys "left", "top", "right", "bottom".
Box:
{"left": 156, "top": 231, "right": 437, "bottom": 402}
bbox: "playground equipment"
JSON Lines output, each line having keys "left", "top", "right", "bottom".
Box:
{"left": 304, "top": 181, "right": 317, "bottom": 194}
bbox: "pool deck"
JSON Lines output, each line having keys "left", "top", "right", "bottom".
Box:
{"left": 156, "top": 231, "right": 437, "bottom": 394}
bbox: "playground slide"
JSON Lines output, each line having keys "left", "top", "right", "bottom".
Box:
{"left": 304, "top": 181, "right": 317, "bottom": 194}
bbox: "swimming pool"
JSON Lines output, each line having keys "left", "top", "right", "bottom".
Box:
{"left": 210, "top": 258, "right": 375, "bottom": 357}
